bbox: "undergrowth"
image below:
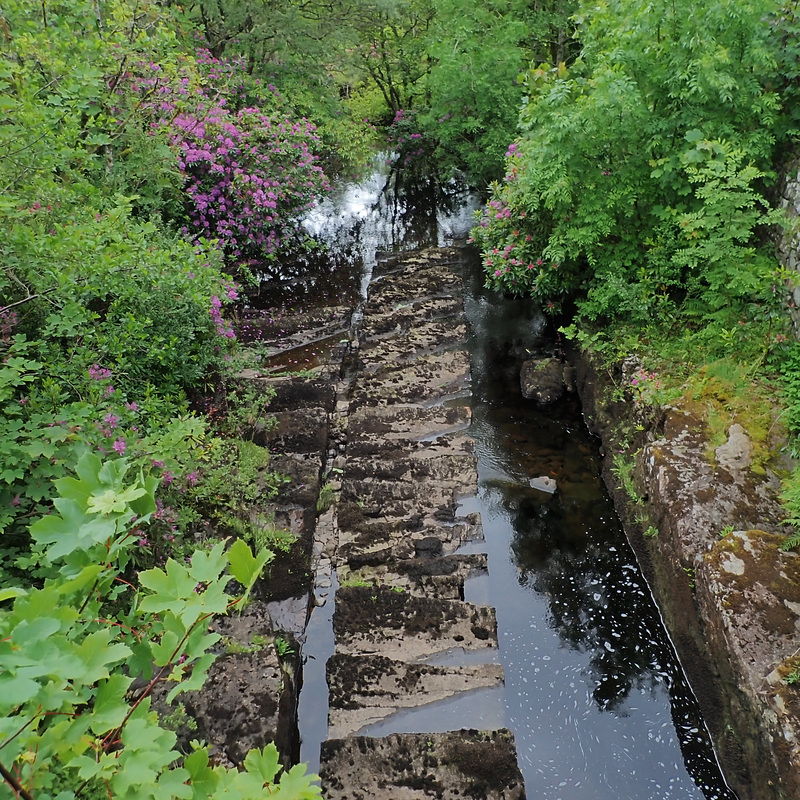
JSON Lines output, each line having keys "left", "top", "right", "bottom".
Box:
{"left": 566, "top": 316, "right": 800, "bottom": 549}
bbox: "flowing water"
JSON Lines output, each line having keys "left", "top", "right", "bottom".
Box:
{"left": 293, "top": 162, "right": 737, "bottom": 799}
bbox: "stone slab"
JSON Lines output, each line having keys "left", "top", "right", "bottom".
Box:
{"left": 327, "top": 654, "right": 504, "bottom": 739}
{"left": 336, "top": 506, "right": 483, "bottom": 564}
{"left": 334, "top": 586, "right": 497, "bottom": 661}
{"left": 349, "top": 350, "right": 471, "bottom": 408}
{"left": 319, "top": 730, "right": 526, "bottom": 800}
{"left": 340, "top": 554, "right": 488, "bottom": 600}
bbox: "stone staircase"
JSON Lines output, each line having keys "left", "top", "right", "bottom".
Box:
{"left": 316, "top": 248, "right": 525, "bottom": 799}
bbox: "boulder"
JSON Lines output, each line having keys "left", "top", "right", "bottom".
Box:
{"left": 520, "top": 358, "right": 573, "bottom": 404}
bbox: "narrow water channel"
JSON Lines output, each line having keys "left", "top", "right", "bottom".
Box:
{"left": 293, "top": 165, "right": 737, "bottom": 799}
{"left": 461, "top": 257, "right": 736, "bottom": 800}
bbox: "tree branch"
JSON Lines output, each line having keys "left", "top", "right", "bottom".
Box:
{"left": 0, "top": 759, "right": 34, "bottom": 800}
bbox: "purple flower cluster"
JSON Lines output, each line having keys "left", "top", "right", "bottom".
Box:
{"left": 172, "top": 105, "right": 328, "bottom": 255}
{"left": 209, "top": 295, "right": 235, "bottom": 339}
{"left": 88, "top": 363, "right": 113, "bottom": 381}
{"left": 385, "top": 108, "right": 429, "bottom": 171}
{"left": 122, "top": 49, "right": 329, "bottom": 257}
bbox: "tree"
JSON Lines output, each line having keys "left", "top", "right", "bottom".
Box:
{"left": 472, "top": 0, "right": 785, "bottom": 323}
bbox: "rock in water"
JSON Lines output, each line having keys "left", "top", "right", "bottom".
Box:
{"left": 529, "top": 475, "right": 557, "bottom": 494}
{"left": 520, "top": 357, "right": 572, "bottom": 404}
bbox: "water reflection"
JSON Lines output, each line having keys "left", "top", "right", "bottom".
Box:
{"left": 247, "top": 156, "right": 479, "bottom": 311}
{"left": 463, "top": 262, "right": 737, "bottom": 799}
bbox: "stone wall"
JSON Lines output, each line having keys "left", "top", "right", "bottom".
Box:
{"left": 572, "top": 351, "right": 800, "bottom": 800}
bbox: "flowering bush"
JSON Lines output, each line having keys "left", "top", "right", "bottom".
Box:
{"left": 117, "top": 47, "right": 329, "bottom": 257}
{"left": 385, "top": 109, "right": 430, "bottom": 174}
{"left": 171, "top": 105, "right": 329, "bottom": 256}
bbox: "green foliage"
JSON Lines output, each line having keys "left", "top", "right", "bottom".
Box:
{"left": 472, "top": 0, "right": 787, "bottom": 323}
{"left": 419, "top": 0, "right": 574, "bottom": 186}
{"left": 317, "top": 481, "right": 335, "bottom": 513}
{"left": 274, "top": 636, "right": 295, "bottom": 658}
{"left": 0, "top": 454, "right": 319, "bottom": 799}
{"left": 3, "top": 198, "right": 234, "bottom": 395}
{"left": 610, "top": 452, "right": 643, "bottom": 505}
{"left": 785, "top": 667, "right": 800, "bottom": 685}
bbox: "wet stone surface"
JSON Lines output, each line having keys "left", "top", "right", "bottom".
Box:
{"left": 319, "top": 730, "right": 526, "bottom": 800}
{"left": 577, "top": 355, "right": 800, "bottom": 800}
{"left": 319, "top": 247, "right": 525, "bottom": 797}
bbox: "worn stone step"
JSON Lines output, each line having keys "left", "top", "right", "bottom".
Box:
{"left": 319, "top": 730, "right": 526, "bottom": 800}
{"left": 360, "top": 301, "right": 464, "bottom": 341}
{"left": 349, "top": 350, "right": 471, "bottom": 407}
{"left": 336, "top": 505, "right": 483, "bottom": 563}
{"left": 326, "top": 654, "right": 504, "bottom": 739}
{"left": 241, "top": 373, "right": 337, "bottom": 411}
{"left": 339, "top": 553, "right": 488, "bottom": 601}
{"left": 359, "top": 321, "right": 468, "bottom": 369}
{"left": 253, "top": 407, "right": 329, "bottom": 455}
{"left": 345, "top": 452, "right": 475, "bottom": 477}
{"left": 334, "top": 586, "right": 497, "bottom": 661}
{"left": 238, "top": 304, "right": 352, "bottom": 345}
{"left": 349, "top": 405, "right": 471, "bottom": 439}
{"left": 346, "top": 438, "right": 475, "bottom": 461}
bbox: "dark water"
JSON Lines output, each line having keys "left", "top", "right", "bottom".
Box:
{"left": 292, "top": 163, "right": 737, "bottom": 799}
{"left": 461, "top": 266, "right": 737, "bottom": 800}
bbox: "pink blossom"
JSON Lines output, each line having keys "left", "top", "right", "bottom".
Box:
{"left": 88, "top": 364, "right": 112, "bottom": 380}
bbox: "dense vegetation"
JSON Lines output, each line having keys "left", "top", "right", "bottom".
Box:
{"left": 472, "top": 0, "right": 800, "bottom": 539}
{"left": 0, "top": 0, "right": 577, "bottom": 793}
{"left": 5, "top": 0, "right": 800, "bottom": 794}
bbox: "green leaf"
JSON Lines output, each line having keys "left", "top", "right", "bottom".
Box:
{"left": 274, "top": 763, "right": 323, "bottom": 799}
{"left": 0, "top": 587, "right": 27, "bottom": 603}
{"left": 0, "top": 674, "right": 41, "bottom": 705}
{"left": 166, "top": 652, "right": 216, "bottom": 704}
{"left": 184, "top": 745, "right": 220, "bottom": 798}
{"left": 243, "top": 743, "right": 281, "bottom": 785}
{"left": 12, "top": 616, "right": 61, "bottom": 645}
{"left": 227, "top": 539, "right": 273, "bottom": 601}
{"left": 188, "top": 540, "right": 228, "bottom": 584}
{"left": 138, "top": 559, "right": 198, "bottom": 612}
{"left": 87, "top": 484, "right": 146, "bottom": 516}
{"left": 89, "top": 674, "right": 133, "bottom": 734}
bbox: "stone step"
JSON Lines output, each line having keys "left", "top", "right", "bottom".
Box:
{"left": 319, "top": 730, "right": 526, "bottom": 800}
{"left": 349, "top": 350, "right": 471, "bottom": 407}
{"left": 339, "top": 553, "right": 488, "bottom": 601}
{"left": 336, "top": 511, "right": 484, "bottom": 563}
{"left": 349, "top": 405, "right": 471, "bottom": 439}
{"left": 317, "top": 247, "right": 524, "bottom": 799}
{"left": 333, "top": 586, "right": 497, "bottom": 662}
{"left": 326, "top": 654, "right": 504, "bottom": 739}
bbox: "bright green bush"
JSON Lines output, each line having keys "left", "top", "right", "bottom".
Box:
{"left": 0, "top": 453, "right": 320, "bottom": 799}
{"left": 472, "top": 0, "right": 787, "bottom": 327}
